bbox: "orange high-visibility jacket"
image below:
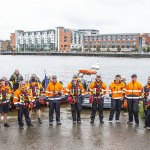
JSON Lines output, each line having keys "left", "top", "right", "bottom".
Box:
{"left": 45, "top": 82, "right": 63, "bottom": 97}
{"left": 109, "top": 81, "right": 125, "bottom": 99}
{"left": 65, "top": 82, "right": 85, "bottom": 96}
{"left": 0, "top": 85, "right": 11, "bottom": 100}
{"left": 13, "top": 88, "right": 33, "bottom": 105}
{"left": 89, "top": 81, "right": 107, "bottom": 95}
{"left": 125, "top": 81, "right": 143, "bottom": 99}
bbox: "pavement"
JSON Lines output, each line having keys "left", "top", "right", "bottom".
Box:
{"left": 0, "top": 104, "right": 150, "bottom": 150}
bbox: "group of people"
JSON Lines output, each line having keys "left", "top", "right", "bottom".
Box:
{"left": 0, "top": 69, "right": 150, "bottom": 130}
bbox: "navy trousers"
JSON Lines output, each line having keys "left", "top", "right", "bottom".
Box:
{"left": 18, "top": 105, "right": 32, "bottom": 127}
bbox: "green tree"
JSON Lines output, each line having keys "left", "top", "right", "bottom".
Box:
{"left": 134, "top": 47, "right": 139, "bottom": 52}
{"left": 117, "top": 46, "right": 121, "bottom": 52}
{"left": 96, "top": 46, "right": 101, "bottom": 52}
{"left": 147, "top": 47, "right": 150, "bottom": 52}
{"left": 142, "top": 47, "right": 147, "bottom": 53}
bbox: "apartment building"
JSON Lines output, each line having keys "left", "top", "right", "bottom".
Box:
{"left": 83, "top": 33, "right": 145, "bottom": 51}
{"left": 10, "top": 33, "right": 16, "bottom": 51}
{"left": 15, "top": 29, "right": 56, "bottom": 51}
{"left": 0, "top": 40, "right": 9, "bottom": 51}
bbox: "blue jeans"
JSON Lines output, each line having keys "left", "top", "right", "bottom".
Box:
{"left": 109, "top": 98, "right": 123, "bottom": 120}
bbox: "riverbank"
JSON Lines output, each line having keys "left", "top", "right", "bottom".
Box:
{"left": 1, "top": 51, "right": 150, "bottom": 58}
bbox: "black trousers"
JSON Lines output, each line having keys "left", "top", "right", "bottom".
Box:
{"left": 109, "top": 99, "right": 123, "bottom": 120}
{"left": 90, "top": 98, "right": 104, "bottom": 120}
{"left": 71, "top": 102, "right": 82, "bottom": 122}
{"left": 18, "top": 105, "right": 32, "bottom": 127}
{"left": 145, "top": 107, "right": 150, "bottom": 127}
{"left": 49, "top": 101, "right": 60, "bottom": 122}
{"left": 127, "top": 98, "right": 139, "bottom": 124}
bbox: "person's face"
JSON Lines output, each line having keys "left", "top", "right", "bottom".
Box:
{"left": 52, "top": 78, "right": 57, "bottom": 83}
{"left": 132, "top": 77, "right": 137, "bottom": 82}
{"left": 115, "top": 77, "right": 121, "bottom": 82}
{"left": 148, "top": 78, "right": 150, "bottom": 84}
{"left": 96, "top": 76, "right": 101, "bottom": 82}
{"left": 20, "top": 84, "right": 25, "bottom": 88}
{"left": 73, "top": 77, "right": 77, "bottom": 82}
{"left": 0, "top": 80, "right": 5, "bottom": 86}
{"left": 15, "top": 70, "right": 19, "bottom": 75}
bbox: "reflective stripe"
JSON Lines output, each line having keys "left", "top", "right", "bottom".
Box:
{"left": 2, "top": 100, "right": 10, "bottom": 103}
{"left": 48, "top": 97, "right": 62, "bottom": 101}
{"left": 125, "top": 90, "right": 142, "bottom": 92}
{"left": 112, "top": 97, "right": 123, "bottom": 99}
{"left": 125, "top": 96, "right": 142, "bottom": 99}
{"left": 65, "top": 89, "right": 70, "bottom": 92}
{"left": 32, "top": 100, "right": 35, "bottom": 102}
{"left": 81, "top": 94, "right": 85, "bottom": 96}
{"left": 14, "top": 102, "right": 18, "bottom": 105}
{"left": 14, "top": 97, "right": 18, "bottom": 99}
{"left": 45, "top": 91, "right": 53, "bottom": 94}
{"left": 112, "top": 91, "right": 123, "bottom": 94}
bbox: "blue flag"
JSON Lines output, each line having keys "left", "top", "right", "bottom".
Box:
{"left": 44, "top": 73, "right": 48, "bottom": 89}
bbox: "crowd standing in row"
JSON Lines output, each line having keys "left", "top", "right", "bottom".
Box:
{"left": 0, "top": 69, "right": 150, "bottom": 130}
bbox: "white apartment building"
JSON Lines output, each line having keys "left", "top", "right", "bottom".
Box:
{"left": 16, "top": 29, "right": 56, "bottom": 51}
{"left": 71, "top": 29, "right": 99, "bottom": 49}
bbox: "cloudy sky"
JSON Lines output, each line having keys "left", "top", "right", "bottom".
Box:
{"left": 0, "top": 0, "right": 150, "bottom": 40}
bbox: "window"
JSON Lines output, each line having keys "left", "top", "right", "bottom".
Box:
{"left": 102, "top": 36, "right": 106, "bottom": 40}
{"left": 122, "top": 42, "right": 125, "bottom": 48}
{"left": 132, "top": 36, "right": 136, "bottom": 40}
{"left": 107, "top": 36, "right": 111, "bottom": 40}
{"left": 117, "top": 35, "right": 121, "bottom": 40}
{"left": 122, "top": 35, "right": 126, "bottom": 40}
{"left": 112, "top": 42, "right": 115, "bottom": 48}
{"left": 112, "top": 35, "right": 116, "bottom": 40}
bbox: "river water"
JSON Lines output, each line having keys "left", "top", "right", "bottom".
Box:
{"left": 0, "top": 55, "right": 150, "bottom": 86}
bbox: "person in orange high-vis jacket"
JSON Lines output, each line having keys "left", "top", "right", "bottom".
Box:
{"left": 125, "top": 74, "right": 143, "bottom": 126}
{"left": 45, "top": 75, "right": 63, "bottom": 125}
{"left": 109, "top": 74, "right": 125, "bottom": 123}
{"left": 89, "top": 74, "right": 107, "bottom": 124}
{"left": 0, "top": 78, "right": 11, "bottom": 127}
{"left": 66, "top": 74, "right": 85, "bottom": 124}
{"left": 26, "top": 75, "right": 44, "bottom": 124}
{"left": 13, "top": 81, "right": 34, "bottom": 129}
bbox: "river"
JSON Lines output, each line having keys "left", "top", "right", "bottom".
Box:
{"left": 0, "top": 55, "right": 150, "bottom": 86}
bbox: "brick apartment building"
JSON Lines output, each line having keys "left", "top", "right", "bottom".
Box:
{"left": 10, "top": 33, "right": 16, "bottom": 51}
{"left": 83, "top": 33, "right": 150, "bottom": 51}
{"left": 57, "top": 27, "right": 72, "bottom": 51}
{"left": 0, "top": 40, "right": 9, "bottom": 51}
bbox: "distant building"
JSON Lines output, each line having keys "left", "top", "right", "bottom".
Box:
{"left": 57, "top": 27, "right": 72, "bottom": 51}
{"left": 10, "top": 33, "right": 16, "bottom": 51}
{"left": 83, "top": 33, "right": 148, "bottom": 52}
{"left": 0, "top": 40, "right": 9, "bottom": 51}
{"left": 71, "top": 29, "right": 99, "bottom": 50}
{"left": 15, "top": 29, "right": 56, "bottom": 51}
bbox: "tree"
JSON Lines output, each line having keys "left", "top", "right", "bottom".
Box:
{"left": 96, "top": 46, "right": 101, "bottom": 53}
{"left": 147, "top": 47, "right": 150, "bottom": 52}
{"left": 142, "top": 47, "right": 147, "bottom": 53}
{"left": 117, "top": 46, "right": 121, "bottom": 52}
{"left": 134, "top": 47, "right": 139, "bottom": 52}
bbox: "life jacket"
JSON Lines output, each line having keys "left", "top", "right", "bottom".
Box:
{"left": 19, "top": 89, "right": 30, "bottom": 103}
{"left": 29, "top": 82, "right": 40, "bottom": 98}
{"left": 70, "top": 81, "right": 81, "bottom": 96}
{"left": 144, "top": 84, "right": 150, "bottom": 98}
{"left": 0, "top": 86, "right": 10, "bottom": 102}
{"left": 93, "top": 81, "right": 103, "bottom": 96}
{"left": 12, "top": 73, "right": 22, "bottom": 84}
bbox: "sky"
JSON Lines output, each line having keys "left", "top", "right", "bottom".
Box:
{"left": 0, "top": 0, "right": 150, "bottom": 40}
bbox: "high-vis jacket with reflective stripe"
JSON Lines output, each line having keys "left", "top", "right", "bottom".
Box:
{"left": 13, "top": 88, "right": 33, "bottom": 105}
{"left": 89, "top": 81, "right": 107, "bottom": 95}
{"left": 109, "top": 81, "right": 125, "bottom": 99}
{"left": 45, "top": 82, "right": 63, "bottom": 97}
{"left": 125, "top": 81, "right": 143, "bottom": 98}
{"left": 66, "top": 82, "right": 85, "bottom": 96}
